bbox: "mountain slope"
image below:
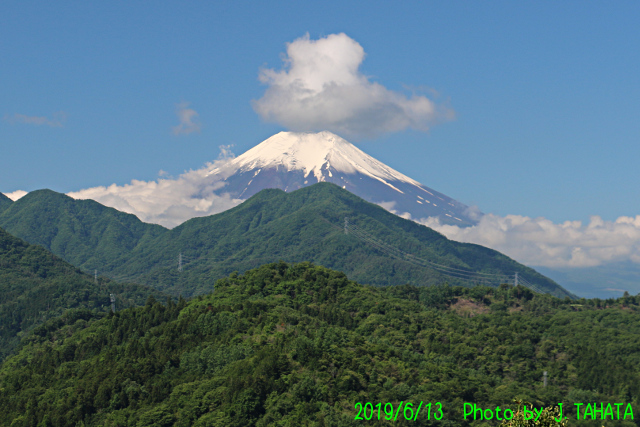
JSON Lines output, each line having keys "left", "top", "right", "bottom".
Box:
{"left": 0, "top": 262, "right": 636, "bottom": 426}
{"left": 0, "top": 193, "right": 11, "bottom": 214}
{"left": 0, "top": 185, "right": 569, "bottom": 298}
{"left": 0, "top": 189, "right": 166, "bottom": 273}
{"left": 113, "top": 183, "right": 570, "bottom": 298}
{"left": 0, "top": 227, "right": 163, "bottom": 361}
{"left": 210, "top": 131, "right": 477, "bottom": 226}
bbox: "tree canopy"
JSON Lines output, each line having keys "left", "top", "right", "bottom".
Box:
{"left": 1, "top": 262, "right": 637, "bottom": 426}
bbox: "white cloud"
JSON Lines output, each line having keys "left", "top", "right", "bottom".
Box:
{"left": 420, "top": 214, "right": 640, "bottom": 268}
{"left": 4, "top": 111, "right": 67, "bottom": 127}
{"left": 67, "top": 148, "right": 241, "bottom": 228}
{"left": 252, "top": 33, "right": 453, "bottom": 139}
{"left": 3, "top": 190, "right": 28, "bottom": 201}
{"left": 172, "top": 102, "right": 201, "bottom": 135}
{"left": 376, "top": 201, "right": 412, "bottom": 220}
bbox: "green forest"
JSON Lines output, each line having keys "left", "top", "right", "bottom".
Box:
{"left": 1, "top": 262, "right": 638, "bottom": 426}
{"left": 0, "top": 227, "right": 164, "bottom": 362}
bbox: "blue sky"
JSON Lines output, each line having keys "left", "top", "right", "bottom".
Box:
{"left": 2, "top": 2, "right": 640, "bottom": 280}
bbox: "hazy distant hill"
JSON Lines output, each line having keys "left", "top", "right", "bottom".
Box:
{"left": 538, "top": 261, "right": 640, "bottom": 299}
{"left": 0, "top": 184, "right": 571, "bottom": 298}
{"left": 0, "top": 227, "right": 163, "bottom": 361}
{"left": 0, "top": 189, "right": 166, "bottom": 273}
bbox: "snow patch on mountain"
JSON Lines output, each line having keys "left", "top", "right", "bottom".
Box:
{"left": 204, "top": 131, "right": 478, "bottom": 226}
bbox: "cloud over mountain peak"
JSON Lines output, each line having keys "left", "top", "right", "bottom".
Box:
{"left": 252, "top": 33, "right": 453, "bottom": 139}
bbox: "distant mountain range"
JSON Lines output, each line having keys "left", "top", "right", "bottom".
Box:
{"left": 537, "top": 261, "right": 640, "bottom": 299}
{"left": 208, "top": 131, "right": 478, "bottom": 226}
{"left": 6, "top": 131, "right": 635, "bottom": 299}
{"left": 0, "top": 183, "right": 571, "bottom": 298}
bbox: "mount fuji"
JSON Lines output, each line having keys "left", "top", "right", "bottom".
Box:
{"left": 211, "top": 131, "right": 478, "bottom": 226}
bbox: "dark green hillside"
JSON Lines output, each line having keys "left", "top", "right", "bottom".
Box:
{"left": 0, "top": 184, "right": 570, "bottom": 298}
{"left": 0, "top": 227, "right": 164, "bottom": 361}
{"left": 0, "top": 192, "right": 11, "bottom": 213}
{"left": 116, "top": 183, "right": 570, "bottom": 298}
{"left": 0, "top": 262, "right": 637, "bottom": 426}
{"left": 0, "top": 189, "right": 166, "bottom": 273}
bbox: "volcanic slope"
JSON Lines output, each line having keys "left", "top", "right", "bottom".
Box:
{"left": 208, "top": 131, "right": 477, "bottom": 226}
{"left": 0, "top": 227, "right": 163, "bottom": 361}
{"left": 112, "top": 183, "right": 571, "bottom": 298}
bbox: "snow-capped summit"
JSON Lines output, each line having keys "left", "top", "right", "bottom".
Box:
{"left": 219, "top": 131, "right": 421, "bottom": 187}
{"left": 211, "top": 131, "right": 478, "bottom": 226}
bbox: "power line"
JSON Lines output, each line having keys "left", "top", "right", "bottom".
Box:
{"left": 87, "top": 215, "right": 543, "bottom": 295}
{"left": 339, "top": 216, "right": 543, "bottom": 293}
{"left": 350, "top": 225, "right": 509, "bottom": 280}
{"left": 345, "top": 219, "right": 507, "bottom": 280}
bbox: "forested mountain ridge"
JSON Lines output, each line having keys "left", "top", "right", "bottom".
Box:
{"left": 113, "top": 183, "right": 571, "bottom": 298}
{"left": 0, "top": 192, "right": 11, "bottom": 213}
{"left": 0, "top": 262, "right": 637, "bottom": 426}
{"left": 0, "top": 189, "right": 167, "bottom": 273}
{"left": 0, "top": 184, "right": 571, "bottom": 298}
{"left": 0, "top": 227, "right": 165, "bottom": 362}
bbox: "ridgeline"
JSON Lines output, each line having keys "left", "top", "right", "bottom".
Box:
{"left": 0, "top": 184, "right": 572, "bottom": 299}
